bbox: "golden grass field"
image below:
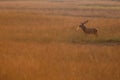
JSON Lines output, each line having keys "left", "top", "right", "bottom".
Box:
{"left": 0, "top": 0, "right": 120, "bottom": 80}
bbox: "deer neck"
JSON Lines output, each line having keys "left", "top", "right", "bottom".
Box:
{"left": 80, "top": 25, "right": 87, "bottom": 31}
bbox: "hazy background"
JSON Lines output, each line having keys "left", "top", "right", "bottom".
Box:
{"left": 0, "top": 0, "right": 120, "bottom": 18}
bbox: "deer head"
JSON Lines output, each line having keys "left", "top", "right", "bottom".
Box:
{"left": 80, "top": 20, "right": 88, "bottom": 26}
{"left": 76, "top": 20, "right": 88, "bottom": 31}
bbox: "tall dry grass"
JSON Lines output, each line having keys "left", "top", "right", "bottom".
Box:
{"left": 0, "top": 41, "right": 120, "bottom": 80}
{"left": 0, "top": 11, "right": 120, "bottom": 44}
{"left": 0, "top": 9, "right": 120, "bottom": 80}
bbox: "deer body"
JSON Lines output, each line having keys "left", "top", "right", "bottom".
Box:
{"left": 77, "top": 20, "right": 98, "bottom": 36}
{"left": 79, "top": 24, "right": 97, "bottom": 35}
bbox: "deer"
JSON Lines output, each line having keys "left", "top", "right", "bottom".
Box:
{"left": 76, "top": 20, "right": 98, "bottom": 36}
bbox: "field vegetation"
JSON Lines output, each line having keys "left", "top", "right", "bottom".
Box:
{"left": 0, "top": 0, "right": 120, "bottom": 80}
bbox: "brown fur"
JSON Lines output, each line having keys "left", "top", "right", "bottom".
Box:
{"left": 79, "top": 20, "right": 98, "bottom": 36}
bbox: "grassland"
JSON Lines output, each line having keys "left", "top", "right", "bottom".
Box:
{"left": 0, "top": 1, "right": 120, "bottom": 80}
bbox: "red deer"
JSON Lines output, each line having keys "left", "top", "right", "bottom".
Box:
{"left": 76, "top": 20, "right": 98, "bottom": 36}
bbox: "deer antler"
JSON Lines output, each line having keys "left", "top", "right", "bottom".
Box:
{"left": 82, "top": 20, "right": 88, "bottom": 24}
